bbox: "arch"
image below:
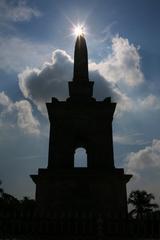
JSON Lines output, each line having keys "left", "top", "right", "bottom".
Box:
{"left": 74, "top": 148, "right": 88, "bottom": 168}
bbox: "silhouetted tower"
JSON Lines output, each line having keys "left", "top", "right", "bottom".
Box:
{"left": 31, "top": 34, "right": 131, "bottom": 215}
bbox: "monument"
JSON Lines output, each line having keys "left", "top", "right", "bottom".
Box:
{"left": 31, "top": 33, "right": 131, "bottom": 217}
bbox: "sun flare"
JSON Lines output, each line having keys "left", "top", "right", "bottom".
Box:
{"left": 74, "top": 25, "right": 85, "bottom": 37}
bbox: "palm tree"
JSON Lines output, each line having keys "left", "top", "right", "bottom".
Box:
{"left": 128, "top": 190, "right": 159, "bottom": 218}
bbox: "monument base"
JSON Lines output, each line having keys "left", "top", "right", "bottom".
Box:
{"left": 31, "top": 168, "right": 131, "bottom": 216}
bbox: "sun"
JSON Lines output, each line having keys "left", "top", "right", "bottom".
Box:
{"left": 74, "top": 24, "right": 85, "bottom": 37}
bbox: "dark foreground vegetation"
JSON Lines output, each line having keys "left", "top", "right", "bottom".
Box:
{"left": 0, "top": 180, "right": 160, "bottom": 239}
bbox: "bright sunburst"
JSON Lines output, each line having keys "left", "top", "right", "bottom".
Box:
{"left": 73, "top": 24, "right": 85, "bottom": 37}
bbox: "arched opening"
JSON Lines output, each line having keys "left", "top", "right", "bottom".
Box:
{"left": 74, "top": 148, "right": 88, "bottom": 168}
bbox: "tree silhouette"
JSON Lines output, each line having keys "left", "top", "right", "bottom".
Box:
{"left": 2, "top": 193, "right": 19, "bottom": 205}
{"left": 20, "top": 196, "right": 36, "bottom": 211}
{"left": 128, "top": 190, "right": 159, "bottom": 218}
{"left": 0, "top": 180, "right": 36, "bottom": 212}
{"left": 0, "top": 180, "right": 3, "bottom": 197}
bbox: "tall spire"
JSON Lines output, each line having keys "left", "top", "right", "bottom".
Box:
{"left": 68, "top": 34, "right": 94, "bottom": 100}
{"left": 73, "top": 35, "right": 89, "bottom": 81}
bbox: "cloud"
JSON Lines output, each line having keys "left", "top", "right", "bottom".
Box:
{"left": 18, "top": 35, "right": 159, "bottom": 118}
{"left": 92, "top": 35, "right": 144, "bottom": 87}
{"left": 126, "top": 139, "right": 160, "bottom": 173}
{"left": 0, "top": 0, "right": 41, "bottom": 23}
{"left": 113, "top": 133, "right": 149, "bottom": 146}
{"left": 18, "top": 50, "right": 73, "bottom": 113}
{"left": 0, "top": 93, "right": 46, "bottom": 199}
{"left": 122, "top": 94, "right": 160, "bottom": 114}
{"left": 0, "top": 91, "right": 40, "bottom": 135}
{"left": 138, "top": 94, "right": 160, "bottom": 110}
{"left": 0, "top": 33, "right": 159, "bottom": 200}
{"left": 14, "top": 100, "right": 40, "bottom": 135}
{"left": 0, "top": 36, "right": 53, "bottom": 73}
{"left": 18, "top": 36, "right": 159, "bottom": 117}
{"left": 18, "top": 46, "right": 135, "bottom": 115}
{"left": 126, "top": 139, "right": 160, "bottom": 202}
{"left": 0, "top": 90, "right": 12, "bottom": 109}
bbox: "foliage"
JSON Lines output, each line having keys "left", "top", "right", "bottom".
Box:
{"left": 0, "top": 179, "right": 36, "bottom": 211}
{"left": 0, "top": 180, "right": 3, "bottom": 196}
{"left": 20, "top": 196, "right": 36, "bottom": 210}
{"left": 128, "top": 190, "right": 159, "bottom": 218}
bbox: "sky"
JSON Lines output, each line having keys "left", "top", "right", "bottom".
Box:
{"left": 0, "top": 0, "right": 160, "bottom": 205}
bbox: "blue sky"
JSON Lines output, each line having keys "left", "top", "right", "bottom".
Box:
{"left": 0, "top": 0, "right": 160, "bottom": 204}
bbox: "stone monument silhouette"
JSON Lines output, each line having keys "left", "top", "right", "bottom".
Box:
{"left": 31, "top": 34, "right": 131, "bottom": 216}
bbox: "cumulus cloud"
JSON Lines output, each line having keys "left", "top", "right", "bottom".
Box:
{"left": 15, "top": 101, "right": 40, "bottom": 134}
{"left": 18, "top": 47, "right": 136, "bottom": 115}
{"left": 0, "top": 32, "right": 159, "bottom": 199}
{"left": 0, "top": 91, "right": 12, "bottom": 109}
{"left": 18, "top": 50, "right": 73, "bottom": 113}
{"left": 126, "top": 139, "right": 160, "bottom": 173}
{"left": 17, "top": 35, "right": 160, "bottom": 119}
{"left": 0, "top": 0, "right": 41, "bottom": 23}
{"left": 126, "top": 139, "right": 160, "bottom": 202}
{"left": 0, "top": 94, "right": 47, "bottom": 199}
{"left": 91, "top": 36, "right": 144, "bottom": 87}
{"left": 17, "top": 36, "right": 147, "bottom": 116}
{"left": 0, "top": 91, "right": 40, "bottom": 135}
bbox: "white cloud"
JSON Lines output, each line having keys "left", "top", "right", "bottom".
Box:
{"left": 126, "top": 139, "right": 160, "bottom": 202}
{"left": 126, "top": 139, "right": 160, "bottom": 173}
{"left": 15, "top": 100, "right": 40, "bottom": 135}
{"left": 18, "top": 47, "right": 134, "bottom": 115}
{"left": 92, "top": 35, "right": 144, "bottom": 87}
{"left": 0, "top": 91, "right": 12, "bottom": 108}
{"left": 115, "top": 93, "right": 160, "bottom": 116}
{"left": 138, "top": 95, "right": 160, "bottom": 110}
{"left": 17, "top": 36, "right": 159, "bottom": 117}
{"left": 121, "top": 94, "right": 160, "bottom": 114}
{"left": 0, "top": 0, "right": 41, "bottom": 23}
{"left": 0, "top": 36, "right": 53, "bottom": 73}
{"left": 0, "top": 32, "right": 160, "bottom": 200}
{"left": 0, "top": 91, "right": 40, "bottom": 135}
{"left": 18, "top": 49, "right": 73, "bottom": 113}
{"left": 0, "top": 92, "right": 46, "bottom": 199}
{"left": 112, "top": 89, "right": 133, "bottom": 115}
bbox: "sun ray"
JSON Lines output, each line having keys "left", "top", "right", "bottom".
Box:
{"left": 62, "top": 14, "right": 88, "bottom": 39}
{"left": 73, "top": 24, "right": 85, "bottom": 37}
